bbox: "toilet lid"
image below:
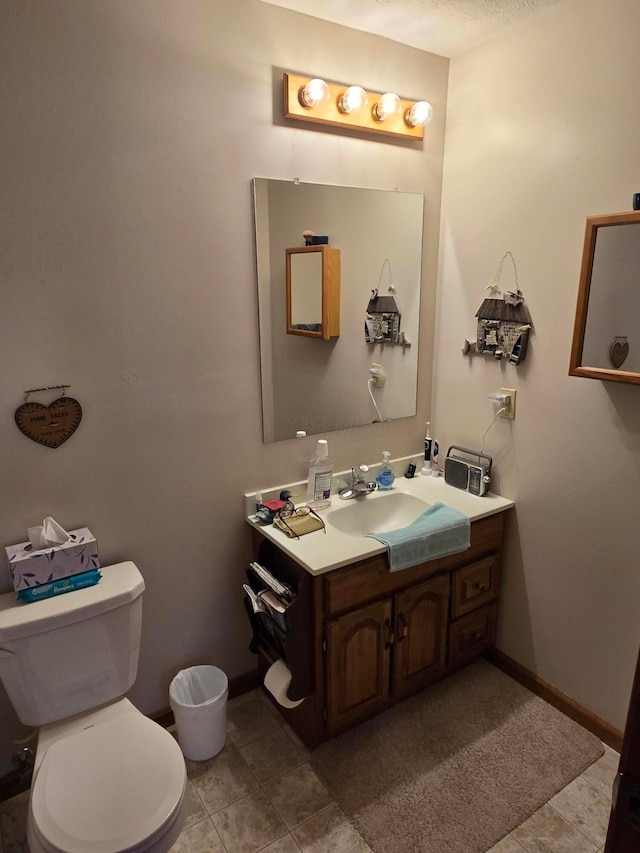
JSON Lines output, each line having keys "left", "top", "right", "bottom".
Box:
{"left": 31, "top": 714, "right": 186, "bottom": 853}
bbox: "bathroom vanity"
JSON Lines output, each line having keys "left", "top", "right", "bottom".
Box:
{"left": 244, "top": 472, "right": 514, "bottom": 749}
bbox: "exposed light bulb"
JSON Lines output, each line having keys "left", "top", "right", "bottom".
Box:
{"left": 299, "top": 78, "right": 330, "bottom": 108}
{"left": 406, "top": 100, "right": 433, "bottom": 128}
{"left": 373, "top": 92, "right": 401, "bottom": 121}
{"left": 338, "top": 85, "right": 367, "bottom": 114}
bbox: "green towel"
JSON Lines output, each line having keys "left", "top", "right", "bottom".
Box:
{"left": 368, "top": 501, "right": 470, "bottom": 571}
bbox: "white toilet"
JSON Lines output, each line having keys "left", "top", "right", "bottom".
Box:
{"left": 0, "top": 561, "right": 187, "bottom": 853}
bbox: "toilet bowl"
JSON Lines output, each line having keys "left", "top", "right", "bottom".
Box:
{"left": 0, "top": 562, "right": 188, "bottom": 853}
{"left": 27, "top": 699, "right": 187, "bottom": 853}
{"left": 26, "top": 698, "right": 187, "bottom": 853}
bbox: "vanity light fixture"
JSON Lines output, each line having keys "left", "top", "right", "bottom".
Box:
{"left": 373, "top": 92, "right": 401, "bottom": 121}
{"left": 298, "top": 78, "right": 331, "bottom": 108}
{"left": 406, "top": 100, "right": 433, "bottom": 128}
{"left": 338, "top": 85, "right": 368, "bottom": 114}
{"left": 283, "top": 72, "right": 432, "bottom": 141}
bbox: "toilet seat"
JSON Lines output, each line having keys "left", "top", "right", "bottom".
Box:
{"left": 30, "top": 711, "right": 186, "bottom": 853}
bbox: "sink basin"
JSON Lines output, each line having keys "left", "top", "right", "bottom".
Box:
{"left": 325, "top": 492, "right": 430, "bottom": 538}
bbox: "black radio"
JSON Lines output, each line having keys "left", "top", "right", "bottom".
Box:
{"left": 444, "top": 446, "right": 492, "bottom": 496}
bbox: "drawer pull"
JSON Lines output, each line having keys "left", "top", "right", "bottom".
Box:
{"left": 473, "top": 583, "right": 488, "bottom": 593}
{"left": 384, "top": 618, "right": 395, "bottom": 649}
{"left": 396, "top": 613, "right": 409, "bottom": 641}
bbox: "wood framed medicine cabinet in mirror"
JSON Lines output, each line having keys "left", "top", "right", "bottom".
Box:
{"left": 570, "top": 211, "right": 640, "bottom": 385}
{"left": 286, "top": 245, "right": 340, "bottom": 340}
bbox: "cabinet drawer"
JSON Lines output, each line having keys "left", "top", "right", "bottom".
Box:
{"left": 448, "top": 601, "right": 498, "bottom": 668}
{"left": 324, "top": 512, "right": 505, "bottom": 614}
{"left": 451, "top": 553, "right": 500, "bottom": 620}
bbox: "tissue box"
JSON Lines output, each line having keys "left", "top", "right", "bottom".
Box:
{"left": 6, "top": 528, "right": 99, "bottom": 593}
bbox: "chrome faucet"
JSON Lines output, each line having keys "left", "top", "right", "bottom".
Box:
{"left": 338, "top": 465, "right": 377, "bottom": 500}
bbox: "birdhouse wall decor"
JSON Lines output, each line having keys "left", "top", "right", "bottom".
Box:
{"left": 463, "top": 251, "right": 533, "bottom": 365}
{"left": 364, "top": 259, "right": 411, "bottom": 347}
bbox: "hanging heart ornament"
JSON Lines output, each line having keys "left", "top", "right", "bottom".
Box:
{"left": 15, "top": 397, "right": 83, "bottom": 448}
{"left": 610, "top": 340, "right": 629, "bottom": 369}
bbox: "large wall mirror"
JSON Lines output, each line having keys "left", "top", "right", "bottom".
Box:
{"left": 570, "top": 211, "right": 640, "bottom": 385}
{"left": 253, "top": 179, "right": 424, "bottom": 443}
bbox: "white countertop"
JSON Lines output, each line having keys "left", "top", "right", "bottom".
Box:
{"left": 245, "top": 472, "right": 514, "bottom": 576}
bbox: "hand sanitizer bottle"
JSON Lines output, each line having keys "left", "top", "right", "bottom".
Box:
{"left": 307, "top": 439, "right": 333, "bottom": 508}
{"left": 376, "top": 451, "right": 396, "bottom": 491}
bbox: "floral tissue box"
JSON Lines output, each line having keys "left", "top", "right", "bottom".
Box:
{"left": 6, "top": 528, "right": 99, "bottom": 592}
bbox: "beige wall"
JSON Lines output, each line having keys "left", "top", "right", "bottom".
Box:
{"left": 3, "top": 0, "right": 638, "bottom": 775}
{"left": 0, "top": 1, "right": 448, "bottom": 767}
{"left": 436, "top": 0, "right": 640, "bottom": 731}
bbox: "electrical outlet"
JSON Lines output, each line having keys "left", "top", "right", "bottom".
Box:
{"left": 499, "top": 388, "right": 517, "bottom": 419}
{"left": 370, "top": 363, "right": 384, "bottom": 389}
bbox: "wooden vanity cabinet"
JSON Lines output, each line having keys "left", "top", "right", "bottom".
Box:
{"left": 326, "top": 573, "right": 450, "bottom": 731}
{"left": 248, "top": 510, "right": 507, "bottom": 749}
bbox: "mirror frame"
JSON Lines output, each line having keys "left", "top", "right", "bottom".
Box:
{"left": 286, "top": 246, "right": 340, "bottom": 340}
{"left": 569, "top": 210, "right": 640, "bottom": 385}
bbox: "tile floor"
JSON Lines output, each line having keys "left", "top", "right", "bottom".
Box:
{"left": 0, "top": 688, "right": 618, "bottom": 853}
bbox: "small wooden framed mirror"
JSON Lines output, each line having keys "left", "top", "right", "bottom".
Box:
{"left": 569, "top": 211, "right": 640, "bottom": 385}
{"left": 286, "top": 246, "right": 340, "bottom": 340}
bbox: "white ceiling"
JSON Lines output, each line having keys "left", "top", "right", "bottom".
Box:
{"left": 260, "top": 0, "right": 567, "bottom": 58}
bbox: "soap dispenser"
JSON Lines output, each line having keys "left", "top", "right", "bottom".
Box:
{"left": 376, "top": 451, "right": 396, "bottom": 491}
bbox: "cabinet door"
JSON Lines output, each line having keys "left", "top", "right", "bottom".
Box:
{"left": 326, "top": 598, "right": 393, "bottom": 732}
{"left": 393, "top": 574, "right": 450, "bottom": 699}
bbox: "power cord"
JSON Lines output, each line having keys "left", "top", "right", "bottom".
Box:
{"left": 367, "top": 378, "right": 389, "bottom": 423}
{"left": 479, "top": 407, "right": 507, "bottom": 455}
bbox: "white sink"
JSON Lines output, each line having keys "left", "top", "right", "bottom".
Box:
{"left": 325, "top": 491, "right": 430, "bottom": 538}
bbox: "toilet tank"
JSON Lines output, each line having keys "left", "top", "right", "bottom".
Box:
{"left": 0, "top": 561, "right": 145, "bottom": 727}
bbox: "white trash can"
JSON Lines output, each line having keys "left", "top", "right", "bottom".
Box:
{"left": 169, "top": 665, "right": 229, "bottom": 761}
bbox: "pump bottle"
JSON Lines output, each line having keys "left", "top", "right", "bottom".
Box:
{"left": 376, "top": 451, "right": 396, "bottom": 491}
{"left": 306, "top": 439, "right": 333, "bottom": 508}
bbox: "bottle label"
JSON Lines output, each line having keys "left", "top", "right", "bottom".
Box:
{"left": 313, "top": 471, "right": 332, "bottom": 501}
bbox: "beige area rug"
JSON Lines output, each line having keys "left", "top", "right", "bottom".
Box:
{"left": 309, "top": 660, "right": 604, "bottom": 853}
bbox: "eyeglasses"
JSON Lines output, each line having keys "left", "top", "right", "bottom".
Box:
{"left": 274, "top": 505, "right": 326, "bottom": 539}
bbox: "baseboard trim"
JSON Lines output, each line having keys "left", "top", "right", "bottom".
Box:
{"left": 486, "top": 648, "right": 623, "bottom": 752}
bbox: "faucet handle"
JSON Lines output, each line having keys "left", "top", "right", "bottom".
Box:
{"left": 354, "top": 464, "right": 370, "bottom": 483}
{"left": 351, "top": 464, "right": 369, "bottom": 484}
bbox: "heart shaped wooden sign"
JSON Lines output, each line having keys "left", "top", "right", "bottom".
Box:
{"left": 610, "top": 340, "right": 629, "bottom": 369}
{"left": 15, "top": 397, "right": 83, "bottom": 448}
